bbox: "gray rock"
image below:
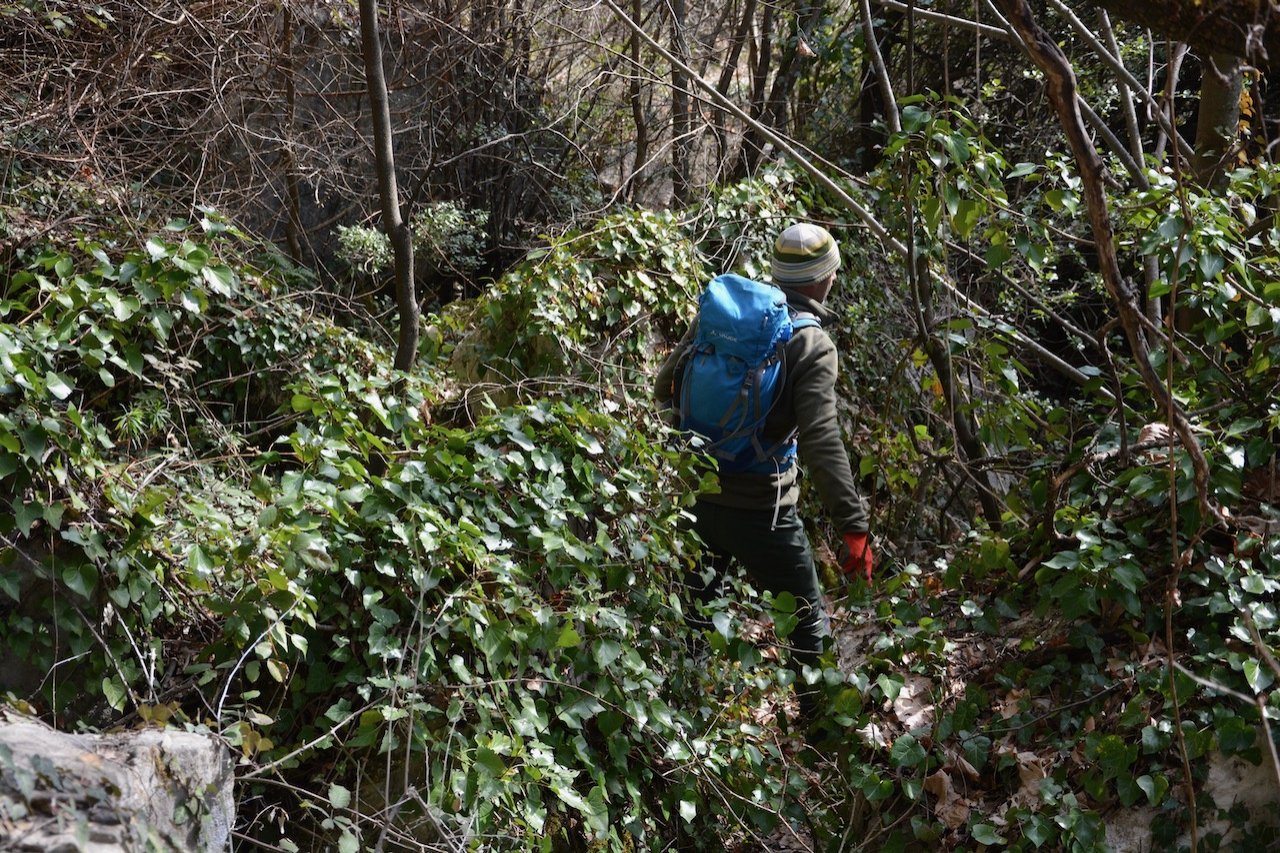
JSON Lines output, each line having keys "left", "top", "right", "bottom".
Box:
{"left": 0, "top": 712, "right": 233, "bottom": 852}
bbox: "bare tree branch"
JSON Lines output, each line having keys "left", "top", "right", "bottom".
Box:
{"left": 859, "top": 0, "right": 901, "bottom": 134}
{"left": 992, "top": 0, "right": 1220, "bottom": 528}
{"left": 1086, "top": 0, "right": 1280, "bottom": 69}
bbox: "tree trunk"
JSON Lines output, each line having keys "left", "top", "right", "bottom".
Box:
{"left": 860, "top": 0, "right": 901, "bottom": 134}
{"left": 713, "top": 0, "right": 759, "bottom": 181}
{"left": 670, "top": 0, "right": 692, "bottom": 205}
{"left": 910, "top": 256, "right": 1007, "bottom": 530}
{"left": 735, "top": 1, "right": 827, "bottom": 178}
{"left": 278, "top": 8, "right": 304, "bottom": 266}
{"left": 359, "top": 0, "right": 418, "bottom": 373}
{"left": 1191, "top": 51, "right": 1245, "bottom": 187}
{"left": 625, "top": 0, "right": 649, "bottom": 201}
{"left": 733, "top": 1, "right": 775, "bottom": 177}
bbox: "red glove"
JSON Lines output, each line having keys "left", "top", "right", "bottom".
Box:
{"left": 840, "top": 532, "right": 873, "bottom": 583}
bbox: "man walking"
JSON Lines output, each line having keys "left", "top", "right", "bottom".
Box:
{"left": 655, "top": 222, "right": 872, "bottom": 723}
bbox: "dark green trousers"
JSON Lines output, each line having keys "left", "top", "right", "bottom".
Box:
{"left": 685, "top": 500, "right": 831, "bottom": 712}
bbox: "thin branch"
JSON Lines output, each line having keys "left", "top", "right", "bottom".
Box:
{"left": 870, "top": 0, "right": 1010, "bottom": 40}
{"left": 993, "top": 0, "right": 1219, "bottom": 527}
{"left": 860, "top": 0, "right": 901, "bottom": 134}
{"left": 601, "top": 0, "right": 1103, "bottom": 394}
{"left": 1098, "top": 10, "right": 1147, "bottom": 172}
{"left": 1046, "top": 0, "right": 1192, "bottom": 161}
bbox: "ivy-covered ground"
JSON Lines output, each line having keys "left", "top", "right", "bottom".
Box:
{"left": 4, "top": 149, "right": 1280, "bottom": 852}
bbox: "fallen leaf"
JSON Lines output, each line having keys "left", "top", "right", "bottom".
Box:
{"left": 892, "top": 674, "right": 935, "bottom": 731}
{"left": 924, "top": 769, "right": 971, "bottom": 829}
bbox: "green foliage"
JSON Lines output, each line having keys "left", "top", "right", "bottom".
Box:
{"left": 1, "top": 200, "right": 857, "bottom": 850}
{"left": 449, "top": 207, "right": 707, "bottom": 391}
{"left": 842, "top": 94, "right": 1280, "bottom": 850}
{"left": 9, "top": 101, "right": 1280, "bottom": 848}
{"left": 447, "top": 167, "right": 842, "bottom": 401}
{"left": 334, "top": 222, "right": 392, "bottom": 275}
{"left": 335, "top": 201, "right": 490, "bottom": 283}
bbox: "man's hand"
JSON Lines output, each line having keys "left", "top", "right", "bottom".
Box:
{"left": 839, "top": 532, "right": 873, "bottom": 583}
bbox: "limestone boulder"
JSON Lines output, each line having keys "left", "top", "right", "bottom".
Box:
{"left": 0, "top": 712, "right": 233, "bottom": 852}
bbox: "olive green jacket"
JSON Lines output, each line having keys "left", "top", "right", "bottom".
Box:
{"left": 654, "top": 289, "right": 869, "bottom": 535}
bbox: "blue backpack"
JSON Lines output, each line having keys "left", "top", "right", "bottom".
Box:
{"left": 674, "top": 273, "right": 819, "bottom": 474}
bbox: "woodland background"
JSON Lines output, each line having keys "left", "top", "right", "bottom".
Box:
{"left": 3, "top": 0, "right": 1280, "bottom": 850}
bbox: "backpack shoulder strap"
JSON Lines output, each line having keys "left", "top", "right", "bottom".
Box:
{"left": 788, "top": 307, "right": 822, "bottom": 331}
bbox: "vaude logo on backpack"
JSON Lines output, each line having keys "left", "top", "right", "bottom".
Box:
{"left": 674, "top": 273, "right": 819, "bottom": 474}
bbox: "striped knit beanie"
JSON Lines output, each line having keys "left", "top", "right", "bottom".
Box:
{"left": 770, "top": 223, "right": 841, "bottom": 287}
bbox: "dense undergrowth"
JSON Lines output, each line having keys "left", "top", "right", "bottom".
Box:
{"left": 4, "top": 132, "right": 1280, "bottom": 853}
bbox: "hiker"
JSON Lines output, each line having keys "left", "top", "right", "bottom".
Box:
{"left": 654, "top": 222, "right": 872, "bottom": 723}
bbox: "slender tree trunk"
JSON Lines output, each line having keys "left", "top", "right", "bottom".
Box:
{"left": 625, "top": 0, "right": 649, "bottom": 201}
{"left": 860, "top": 0, "right": 901, "bottom": 134}
{"left": 732, "top": 1, "right": 774, "bottom": 177}
{"left": 735, "top": 1, "right": 827, "bottom": 178}
{"left": 910, "top": 257, "right": 1007, "bottom": 529}
{"left": 1192, "top": 51, "right": 1244, "bottom": 186}
{"left": 713, "top": 0, "right": 758, "bottom": 181}
{"left": 670, "top": 0, "right": 692, "bottom": 205}
{"left": 1154, "top": 43, "right": 1191, "bottom": 162}
{"left": 280, "top": 7, "right": 305, "bottom": 266}
{"left": 359, "top": 0, "right": 418, "bottom": 372}
{"left": 759, "top": 2, "right": 825, "bottom": 132}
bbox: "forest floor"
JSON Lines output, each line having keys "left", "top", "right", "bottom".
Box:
{"left": 730, "top": 590, "right": 1277, "bottom": 852}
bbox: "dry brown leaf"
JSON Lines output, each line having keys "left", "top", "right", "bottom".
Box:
{"left": 856, "top": 721, "right": 890, "bottom": 749}
{"left": 943, "top": 745, "right": 980, "bottom": 780}
{"left": 923, "top": 770, "right": 952, "bottom": 800}
{"left": 1016, "top": 751, "right": 1048, "bottom": 793}
{"left": 923, "top": 769, "right": 971, "bottom": 829}
{"left": 892, "top": 674, "right": 936, "bottom": 731}
{"left": 996, "top": 688, "right": 1026, "bottom": 720}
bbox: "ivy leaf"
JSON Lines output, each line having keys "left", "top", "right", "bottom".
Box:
{"left": 14, "top": 500, "right": 42, "bottom": 536}
{"left": 328, "top": 783, "right": 352, "bottom": 809}
{"left": 664, "top": 740, "right": 691, "bottom": 761}
{"left": 62, "top": 563, "right": 97, "bottom": 599}
{"left": 594, "top": 639, "right": 621, "bottom": 668}
{"left": 145, "top": 237, "right": 170, "bottom": 260}
{"left": 44, "top": 372, "right": 73, "bottom": 400}
{"left": 889, "top": 733, "right": 927, "bottom": 769}
{"left": 102, "top": 676, "right": 127, "bottom": 711}
{"left": 573, "top": 431, "right": 603, "bottom": 455}
{"left": 1093, "top": 734, "right": 1136, "bottom": 779}
{"left": 187, "top": 543, "right": 215, "bottom": 577}
{"left": 556, "top": 625, "right": 582, "bottom": 648}
{"left": 1136, "top": 773, "right": 1169, "bottom": 806}
{"left": 952, "top": 198, "right": 984, "bottom": 239}
{"left": 877, "top": 673, "right": 905, "bottom": 702}
{"left": 1141, "top": 725, "right": 1170, "bottom": 754}
{"left": 1024, "top": 815, "right": 1053, "bottom": 847}
{"left": 972, "top": 823, "right": 1006, "bottom": 845}
{"left": 202, "top": 264, "right": 235, "bottom": 295}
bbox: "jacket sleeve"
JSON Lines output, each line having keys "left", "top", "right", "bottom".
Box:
{"left": 790, "top": 331, "right": 869, "bottom": 534}
{"left": 653, "top": 320, "right": 697, "bottom": 411}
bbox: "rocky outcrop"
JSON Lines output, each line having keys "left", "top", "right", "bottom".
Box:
{"left": 0, "top": 712, "right": 233, "bottom": 852}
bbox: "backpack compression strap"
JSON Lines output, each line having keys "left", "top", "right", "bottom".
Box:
{"left": 744, "top": 309, "right": 822, "bottom": 465}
